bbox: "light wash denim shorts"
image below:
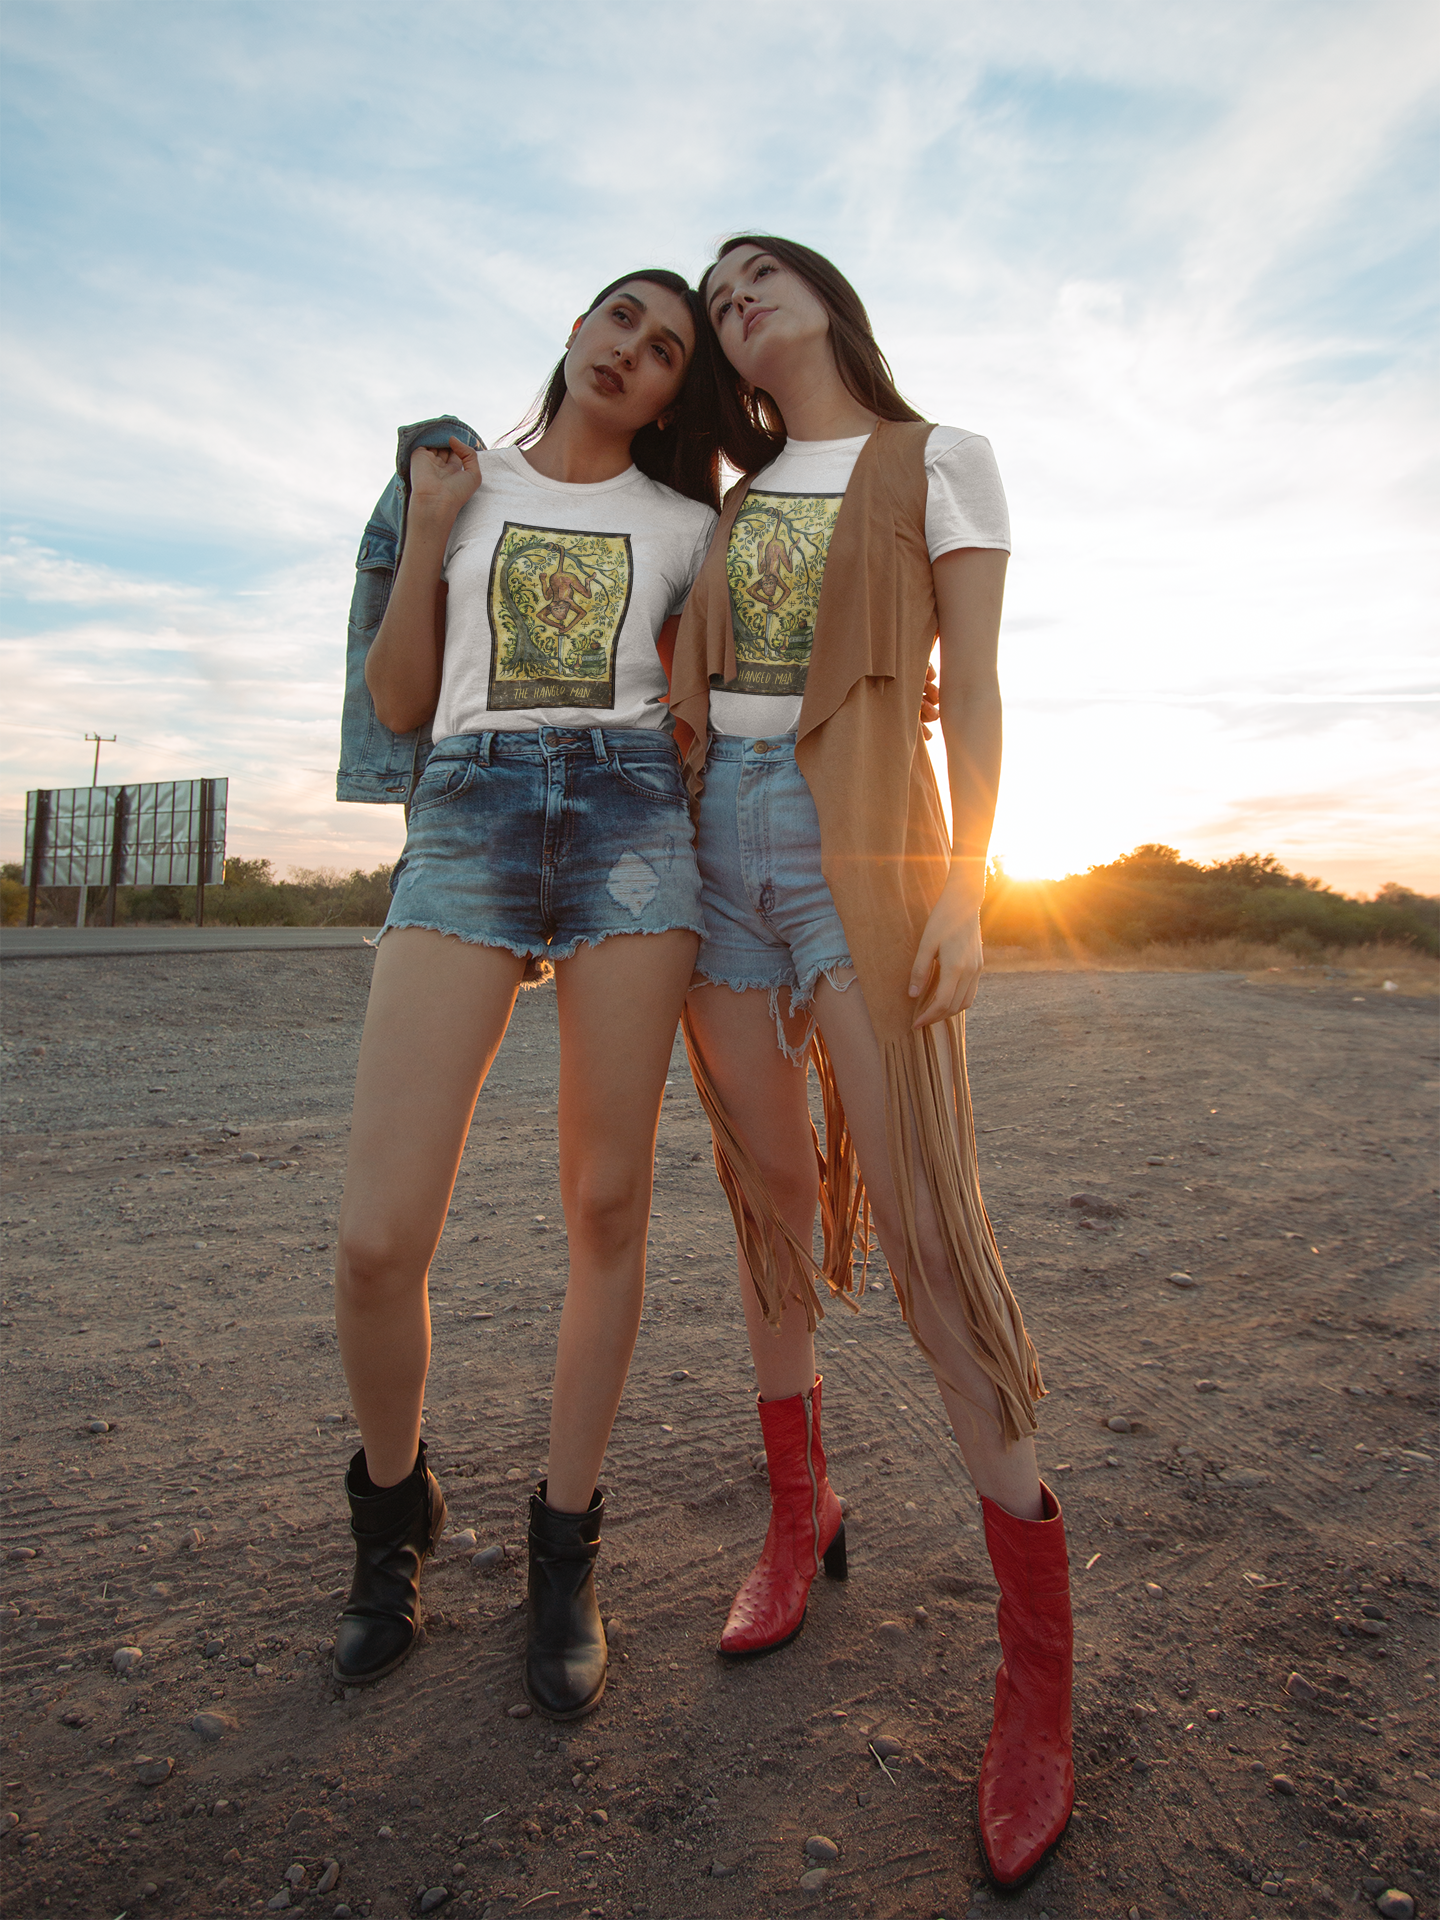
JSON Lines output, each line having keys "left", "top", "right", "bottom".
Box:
{"left": 693, "top": 734, "right": 855, "bottom": 1056}
{"left": 381, "top": 729, "right": 704, "bottom": 968}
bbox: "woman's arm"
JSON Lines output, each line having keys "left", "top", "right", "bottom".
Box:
{"left": 906, "top": 545, "right": 1008, "bottom": 1027}
{"left": 364, "top": 438, "right": 481, "bottom": 735}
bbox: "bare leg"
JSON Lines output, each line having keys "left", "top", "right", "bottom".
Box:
{"left": 544, "top": 929, "right": 699, "bottom": 1512}
{"left": 682, "top": 983, "right": 820, "bottom": 1401}
{"left": 335, "top": 929, "right": 525, "bottom": 1488}
{"left": 811, "top": 976, "right": 1043, "bottom": 1519}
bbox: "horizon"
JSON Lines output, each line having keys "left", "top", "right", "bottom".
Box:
{"left": 2, "top": 2, "right": 1437, "bottom": 897}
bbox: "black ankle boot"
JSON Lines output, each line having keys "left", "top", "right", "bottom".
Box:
{"left": 524, "top": 1482, "right": 607, "bottom": 1721}
{"left": 331, "top": 1440, "right": 446, "bottom": 1686}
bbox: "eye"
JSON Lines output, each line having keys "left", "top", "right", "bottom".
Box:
{"left": 611, "top": 305, "right": 634, "bottom": 325}
{"left": 754, "top": 262, "right": 774, "bottom": 281}
{"left": 652, "top": 342, "right": 672, "bottom": 365}
{"left": 713, "top": 298, "right": 731, "bottom": 321}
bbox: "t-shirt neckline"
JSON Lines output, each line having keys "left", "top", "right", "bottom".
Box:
{"left": 490, "top": 444, "right": 644, "bottom": 494}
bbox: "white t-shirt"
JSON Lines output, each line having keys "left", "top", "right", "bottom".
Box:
{"left": 708, "top": 426, "right": 1010, "bottom": 738}
{"left": 433, "top": 446, "right": 718, "bottom": 737}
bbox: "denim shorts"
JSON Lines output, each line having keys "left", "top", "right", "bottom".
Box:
{"left": 693, "top": 734, "right": 855, "bottom": 1057}
{"left": 381, "top": 729, "right": 704, "bottom": 968}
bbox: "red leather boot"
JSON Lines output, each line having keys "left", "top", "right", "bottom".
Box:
{"left": 719, "top": 1376, "right": 847, "bottom": 1658}
{"left": 976, "top": 1483, "right": 1074, "bottom": 1889}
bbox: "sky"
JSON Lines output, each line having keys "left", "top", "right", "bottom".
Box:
{"left": 2, "top": 0, "right": 1436, "bottom": 895}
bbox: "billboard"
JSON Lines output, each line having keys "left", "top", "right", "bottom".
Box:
{"left": 23, "top": 779, "right": 227, "bottom": 925}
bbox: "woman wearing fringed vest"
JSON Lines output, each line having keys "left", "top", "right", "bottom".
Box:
{"left": 668, "top": 236, "right": 1075, "bottom": 1891}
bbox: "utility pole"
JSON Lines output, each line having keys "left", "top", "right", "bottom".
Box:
{"left": 76, "top": 733, "right": 116, "bottom": 928}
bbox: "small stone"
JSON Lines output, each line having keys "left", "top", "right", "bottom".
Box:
{"left": 138, "top": 1887, "right": 158, "bottom": 1902}
{"left": 1107, "top": 1416, "right": 1133, "bottom": 1434}
{"left": 1144, "top": 1581, "right": 1164, "bottom": 1598}
{"left": 60, "top": 1709, "right": 87, "bottom": 1727}
{"left": 876, "top": 1620, "right": 907, "bottom": 1646}
{"left": 913, "top": 1605, "right": 928, "bottom": 1626}
{"left": 146, "top": 1336, "right": 164, "bottom": 1349}
{"left": 316, "top": 1861, "right": 341, "bottom": 1893}
{"left": 7, "top": 1546, "right": 36, "bottom": 1562}
{"left": 113, "top": 1645, "right": 145, "bottom": 1674}
{"left": 1284, "top": 1672, "right": 1318, "bottom": 1702}
{"left": 1, "top": 1812, "right": 15, "bottom": 1830}
{"left": 267, "top": 1895, "right": 291, "bottom": 1914}
{"left": 506, "top": 1703, "right": 532, "bottom": 1719}
{"left": 1362, "top": 1878, "right": 1390, "bottom": 1899}
{"left": 419, "top": 1890, "right": 451, "bottom": 1914}
{"left": 449, "top": 1530, "right": 478, "bottom": 1552}
{"left": 1105, "top": 1454, "right": 1121, "bottom": 1468}
{"left": 87, "top": 1419, "right": 111, "bottom": 1434}
{"left": 799, "top": 1867, "right": 830, "bottom": 1891}
{"left": 377, "top": 1824, "right": 394, "bottom": 1838}
{"left": 1167, "top": 1271, "right": 1198, "bottom": 1288}
{"left": 1357, "top": 1619, "right": 1385, "bottom": 1637}
{"left": 1220, "top": 1467, "right": 1269, "bottom": 1487}
{"left": 870, "top": 1734, "right": 903, "bottom": 1758}
{"left": 1375, "top": 1893, "right": 1415, "bottom": 1920}
{"left": 1145, "top": 1155, "right": 1166, "bottom": 1165}
{"left": 670, "top": 1369, "right": 692, "bottom": 1381}
{"left": 202, "top": 1639, "right": 225, "bottom": 1658}
{"left": 1360, "top": 1603, "right": 1387, "bottom": 1620}
{"left": 333, "top": 1909, "right": 353, "bottom": 1920}
{"left": 472, "top": 1545, "right": 504, "bottom": 1573}
{"left": 284, "top": 1862, "right": 308, "bottom": 1886}
{"left": 239, "top": 1151, "right": 260, "bottom": 1163}
{"left": 1271, "top": 1773, "right": 1298, "bottom": 1795}
{"left": 711, "top": 1855, "right": 741, "bottom": 1877}
{"left": 191, "top": 1712, "right": 230, "bottom": 1742}
{"left": 133, "top": 1755, "right": 173, "bottom": 1786}
{"left": 590, "top": 1807, "right": 608, "bottom": 1825}
{"left": 805, "top": 1835, "right": 840, "bottom": 1862}
{"left": 1205, "top": 1707, "right": 1223, "bottom": 1720}
{"left": 1194, "top": 1378, "right": 1220, "bottom": 1393}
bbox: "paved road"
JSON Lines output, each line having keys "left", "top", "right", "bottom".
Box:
{"left": 1, "top": 926, "right": 382, "bottom": 960}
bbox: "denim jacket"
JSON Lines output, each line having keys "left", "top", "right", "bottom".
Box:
{"left": 336, "top": 414, "right": 485, "bottom": 803}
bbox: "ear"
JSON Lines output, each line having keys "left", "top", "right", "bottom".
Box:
{"left": 655, "top": 411, "right": 673, "bottom": 432}
{"left": 567, "top": 316, "right": 584, "bottom": 345}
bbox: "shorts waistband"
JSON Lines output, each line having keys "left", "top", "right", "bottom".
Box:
{"left": 704, "top": 732, "right": 799, "bottom": 763}
{"left": 428, "top": 728, "right": 678, "bottom": 766}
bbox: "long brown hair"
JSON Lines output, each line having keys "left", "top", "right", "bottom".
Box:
{"left": 699, "top": 235, "right": 925, "bottom": 474}
{"left": 509, "top": 269, "right": 722, "bottom": 511}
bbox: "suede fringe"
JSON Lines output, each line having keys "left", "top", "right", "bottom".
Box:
{"left": 683, "top": 1005, "right": 1043, "bottom": 1445}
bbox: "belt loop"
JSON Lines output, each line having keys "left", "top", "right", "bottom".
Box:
{"left": 590, "top": 727, "right": 608, "bottom": 766}
{"left": 478, "top": 731, "right": 493, "bottom": 767}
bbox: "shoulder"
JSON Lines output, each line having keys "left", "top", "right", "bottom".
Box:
{"left": 923, "top": 425, "right": 999, "bottom": 471}
{"left": 632, "top": 470, "right": 719, "bottom": 540}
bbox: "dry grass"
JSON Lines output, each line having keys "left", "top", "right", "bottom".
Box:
{"left": 983, "top": 939, "right": 1438, "bottom": 996}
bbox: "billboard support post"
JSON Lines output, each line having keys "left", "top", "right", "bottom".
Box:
{"left": 195, "top": 781, "right": 212, "bottom": 928}
{"left": 25, "top": 790, "right": 51, "bottom": 928}
{"left": 105, "top": 787, "right": 129, "bottom": 929}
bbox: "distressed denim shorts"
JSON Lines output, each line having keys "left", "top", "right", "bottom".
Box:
{"left": 380, "top": 729, "right": 704, "bottom": 968}
{"left": 693, "top": 734, "right": 855, "bottom": 1057}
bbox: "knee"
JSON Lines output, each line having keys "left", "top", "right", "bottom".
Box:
{"left": 564, "top": 1168, "right": 649, "bottom": 1257}
{"left": 747, "top": 1146, "right": 818, "bottom": 1226}
{"left": 336, "top": 1216, "right": 422, "bottom": 1305}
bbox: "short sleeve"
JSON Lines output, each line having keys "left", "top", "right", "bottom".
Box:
{"left": 923, "top": 429, "right": 1011, "bottom": 561}
{"left": 670, "top": 507, "right": 720, "bottom": 616}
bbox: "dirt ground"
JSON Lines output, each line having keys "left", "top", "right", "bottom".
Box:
{"left": 1, "top": 952, "right": 1436, "bottom": 1920}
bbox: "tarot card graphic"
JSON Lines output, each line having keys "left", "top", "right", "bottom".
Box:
{"left": 486, "top": 523, "right": 634, "bottom": 710}
{"left": 723, "top": 490, "right": 843, "bottom": 697}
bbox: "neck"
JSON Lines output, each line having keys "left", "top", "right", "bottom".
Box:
{"left": 522, "top": 400, "right": 636, "bottom": 484}
{"left": 758, "top": 344, "right": 877, "bottom": 443}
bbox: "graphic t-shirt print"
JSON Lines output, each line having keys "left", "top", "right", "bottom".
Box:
{"left": 486, "top": 523, "right": 635, "bottom": 711}
{"left": 723, "top": 490, "right": 843, "bottom": 698}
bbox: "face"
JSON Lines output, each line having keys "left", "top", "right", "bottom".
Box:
{"left": 562, "top": 281, "right": 695, "bottom": 437}
{"left": 705, "top": 247, "right": 831, "bottom": 385}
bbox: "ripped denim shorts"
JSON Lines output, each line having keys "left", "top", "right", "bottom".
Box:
{"left": 380, "top": 729, "right": 704, "bottom": 968}
{"left": 693, "top": 733, "right": 855, "bottom": 1058}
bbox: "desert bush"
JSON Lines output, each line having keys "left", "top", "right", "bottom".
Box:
{"left": 981, "top": 845, "right": 1438, "bottom": 958}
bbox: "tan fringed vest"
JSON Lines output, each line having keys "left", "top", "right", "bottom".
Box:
{"left": 670, "top": 419, "right": 1044, "bottom": 1443}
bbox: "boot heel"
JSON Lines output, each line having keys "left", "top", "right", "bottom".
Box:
{"left": 822, "top": 1522, "right": 848, "bottom": 1581}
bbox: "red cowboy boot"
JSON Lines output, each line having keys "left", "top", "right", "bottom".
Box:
{"left": 719, "top": 1376, "right": 847, "bottom": 1657}
{"left": 976, "top": 1483, "right": 1074, "bottom": 1889}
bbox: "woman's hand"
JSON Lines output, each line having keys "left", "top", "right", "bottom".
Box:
{"left": 920, "top": 659, "right": 940, "bottom": 740}
{"left": 907, "top": 870, "right": 985, "bottom": 1026}
{"left": 408, "top": 436, "right": 482, "bottom": 524}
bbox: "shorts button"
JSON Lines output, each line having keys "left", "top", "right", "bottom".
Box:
{"left": 752, "top": 740, "right": 769, "bottom": 755}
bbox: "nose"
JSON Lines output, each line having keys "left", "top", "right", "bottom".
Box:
{"left": 612, "top": 337, "right": 636, "bottom": 367}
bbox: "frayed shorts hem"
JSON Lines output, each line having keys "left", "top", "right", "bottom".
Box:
{"left": 691, "top": 955, "right": 856, "bottom": 1061}
{"left": 377, "top": 915, "right": 703, "bottom": 984}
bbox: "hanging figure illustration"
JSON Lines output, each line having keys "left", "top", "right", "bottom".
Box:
{"left": 744, "top": 510, "right": 802, "bottom": 648}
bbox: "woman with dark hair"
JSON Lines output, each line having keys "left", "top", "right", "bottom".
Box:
{"left": 330, "top": 269, "right": 720, "bottom": 1723}
{"left": 669, "top": 237, "right": 1074, "bottom": 1889}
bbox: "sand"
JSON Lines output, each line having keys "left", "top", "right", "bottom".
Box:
{"left": 1, "top": 952, "right": 1435, "bottom": 1920}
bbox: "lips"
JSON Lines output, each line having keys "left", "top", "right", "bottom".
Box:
{"left": 593, "top": 365, "right": 625, "bottom": 395}
{"left": 742, "top": 305, "right": 775, "bottom": 342}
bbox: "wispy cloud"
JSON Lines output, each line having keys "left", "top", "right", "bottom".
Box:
{"left": 1, "top": 0, "right": 1435, "bottom": 890}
